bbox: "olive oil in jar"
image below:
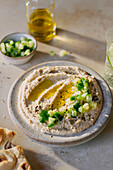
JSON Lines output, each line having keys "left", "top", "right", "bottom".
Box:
{"left": 27, "top": 8, "right": 56, "bottom": 42}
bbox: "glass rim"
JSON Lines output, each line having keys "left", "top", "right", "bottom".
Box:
{"left": 38, "top": 0, "right": 55, "bottom": 9}
{"left": 26, "top": 0, "right": 55, "bottom": 9}
{"left": 46, "top": 0, "right": 55, "bottom": 9}
{"left": 105, "top": 27, "right": 113, "bottom": 42}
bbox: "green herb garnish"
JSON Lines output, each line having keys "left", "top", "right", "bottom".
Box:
{"left": 85, "top": 80, "right": 89, "bottom": 87}
{"left": 39, "top": 109, "right": 50, "bottom": 123}
{"left": 70, "top": 96, "right": 76, "bottom": 101}
{"left": 73, "top": 102, "right": 81, "bottom": 111}
{"left": 54, "top": 112, "right": 63, "bottom": 121}
{"left": 80, "top": 78, "right": 85, "bottom": 84}
{"left": 76, "top": 78, "right": 89, "bottom": 91}
{"left": 76, "top": 82, "right": 84, "bottom": 90}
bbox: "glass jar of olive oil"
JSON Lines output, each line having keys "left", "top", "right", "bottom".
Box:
{"left": 26, "top": 0, "right": 56, "bottom": 42}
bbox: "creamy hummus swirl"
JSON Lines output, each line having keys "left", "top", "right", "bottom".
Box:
{"left": 18, "top": 66, "right": 103, "bottom": 135}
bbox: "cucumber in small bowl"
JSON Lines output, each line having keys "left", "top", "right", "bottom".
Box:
{"left": 0, "top": 32, "right": 37, "bottom": 65}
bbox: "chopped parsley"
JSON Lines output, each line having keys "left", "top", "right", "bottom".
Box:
{"left": 70, "top": 96, "right": 76, "bottom": 101}
{"left": 80, "top": 78, "right": 85, "bottom": 84}
{"left": 39, "top": 109, "right": 50, "bottom": 123}
{"left": 76, "top": 82, "right": 84, "bottom": 90}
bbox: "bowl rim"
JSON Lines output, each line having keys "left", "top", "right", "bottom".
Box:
{"left": 0, "top": 32, "right": 37, "bottom": 60}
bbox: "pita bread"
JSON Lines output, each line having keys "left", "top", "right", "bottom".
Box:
{"left": 0, "top": 127, "right": 16, "bottom": 150}
{"left": 0, "top": 145, "right": 31, "bottom": 170}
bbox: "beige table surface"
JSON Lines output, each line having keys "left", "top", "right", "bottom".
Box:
{"left": 0, "top": 0, "right": 113, "bottom": 170}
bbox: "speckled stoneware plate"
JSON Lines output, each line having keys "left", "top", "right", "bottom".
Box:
{"left": 7, "top": 61, "right": 113, "bottom": 147}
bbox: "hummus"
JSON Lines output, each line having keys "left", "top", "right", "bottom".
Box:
{"left": 18, "top": 66, "right": 103, "bottom": 135}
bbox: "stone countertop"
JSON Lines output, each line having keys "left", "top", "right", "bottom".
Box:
{"left": 0, "top": 0, "right": 113, "bottom": 170}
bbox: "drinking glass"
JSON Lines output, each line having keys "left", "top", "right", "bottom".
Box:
{"left": 103, "top": 27, "right": 113, "bottom": 87}
{"left": 26, "top": 0, "right": 56, "bottom": 42}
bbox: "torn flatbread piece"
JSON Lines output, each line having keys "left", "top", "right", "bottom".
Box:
{"left": 0, "top": 127, "right": 16, "bottom": 150}
{"left": 0, "top": 145, "right": 31, "bottom": 170}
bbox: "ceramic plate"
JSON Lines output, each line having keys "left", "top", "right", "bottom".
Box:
{"left": 7, "top": 61, "right": 113, "bottom": 147}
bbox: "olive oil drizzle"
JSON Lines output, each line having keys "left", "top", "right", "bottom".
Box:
{"left": 52, "top": 83, "right": 74, "bottom": 109}
{"left": 28, "top": 79, "right": 53, "bottom": 102}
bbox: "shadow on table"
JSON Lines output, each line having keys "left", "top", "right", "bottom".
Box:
{"left": 46, "top": 28, "right": 106, "bottom": 64}
{"left": 24, "top": 150, "right": 58, "bottom": 170}
{"left": 17, "top": 28, "right": 106, "bottom": 71}
{"left": 51, "top": 108, "right": 113, "bottom": 170}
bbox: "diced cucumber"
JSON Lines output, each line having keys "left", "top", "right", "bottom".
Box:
{"left": 48, "top": 110, "right": 56, "bottom": 117}
{"left": 15, "top": 42, "right": 20, "bottom": 48}
{"left": 66, "top": 111, "right": 72, "bottom": 118}
{"left": 1, "top": 48, "right": 6, "bottom": 54}
{"left": 0, "top": 42, "right": 6, "bottom": 54}
{"left": 10, "top": 52, "right": 15, "bottom": 57}
{"left": 10, "top": 49, "right": 20, "bottom": 57}
{"left": 49, "top": 51, "right": 55, "bottom": 56}
{"left": 82, "top": 88, "right": 89, "bottom": 93}
{"left": 75, "top": 92, "right": 88, "bottom": 101}
{"left": 76, "top": 94, "right": 83, "bottom": 100}
{"left": 81, "top": 92, "right": 88, "bottom": 99}
{"left": 9, "top": 40, "right": 14, "bottom": 45}
{"left": 48, "top": 117, "right": 56, "bottom": 124}
{"left": 0, "top": 36, "right": 34, "bottom": 58}
{"left": 0, "top": 43, "right": 5, "bottom": 50}
{"left": 25, "top": 49, "right": 30, "bottom": 56}
{"left": 21, "top": 37, "right": 26, "bottom": 41}
{"left": 21, "top": 51, "right": 25, "bottom": 57}
{"left": 18, "top": 43, "right": 24, "bottom": 50}
{"left": 90, "top": 102, "right": 97, "bottom": 109}
{"left": 72, "top": 110, "right": 77, "bottom": 117}
{"left": 78, "top": 106, "right": 84, "bottom": 113}
{"left": 59, "top": 50, "right": 67, "bottom": 57}
{"left": 83, "top": 103, "right": 90, "bottom": 111}
{"left": 27, "top": 41, "right": 34, "bottom": 49}
{"left": 86, "top": 94, "right": 92, "bottom": 103}
{"left": 6, "top": 43, "right": 13, "bottom": 52}
{"left": 48, "top": 117, "right": 56, "bottom": 128}
{"left": 21, "top": 40, "right": 28, "bottom": 46}
{"left": 59, "top": 106, "right": 66, "bottom": 113}
{"left": 6, "top": 43, "right": 10, "bottom": 47}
